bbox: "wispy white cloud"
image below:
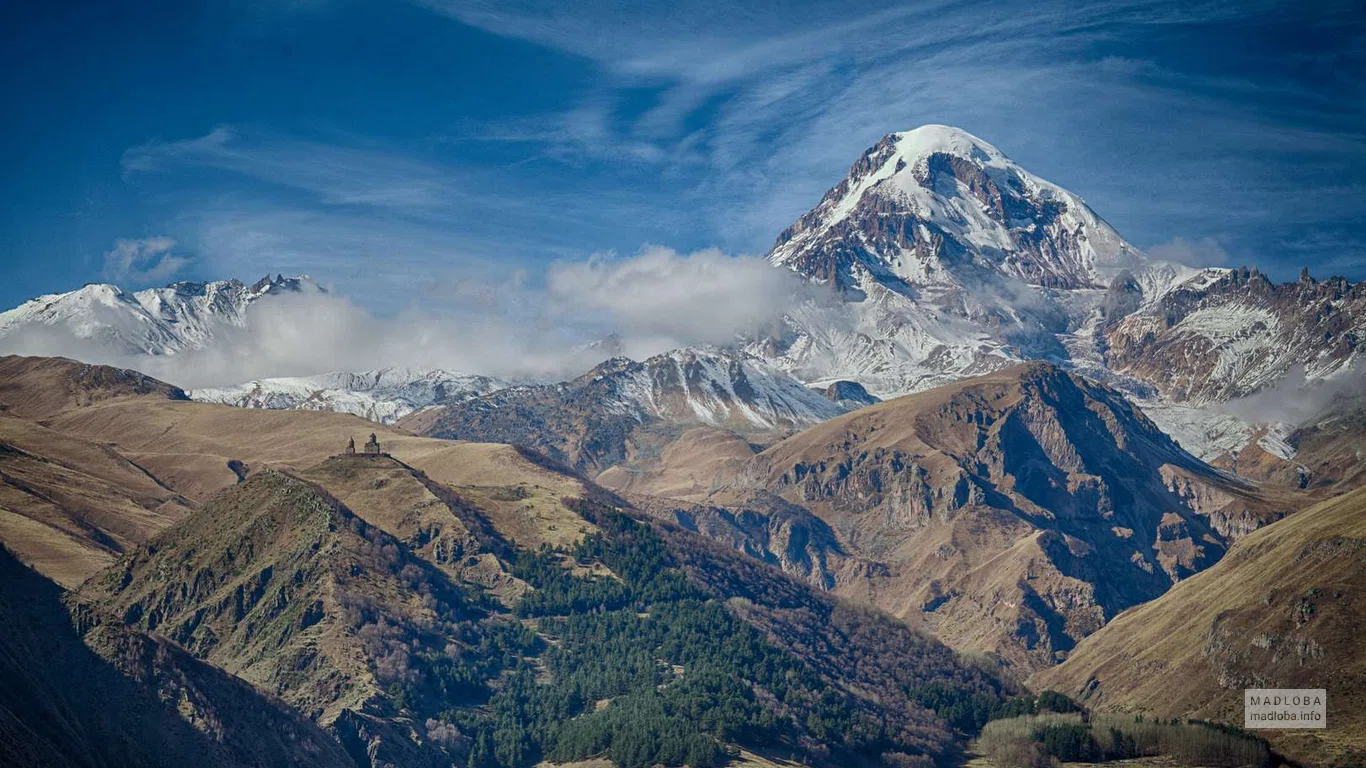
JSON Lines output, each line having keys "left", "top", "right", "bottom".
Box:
{"left": 123, "top": 126, "right": 707, "bottom": 312}
{"left": 545, "top": 245, "right": 810, "bottom": 358}
{"left": 123, "top": 127, "right": 467, "bottom": 213}
{"left": 418, "top": 0, "right": 1366, "bottom": 279}
{"left": 101, "top": 237, "right": 191, "bottom": 285}
{"left": 1147, "top": 236, "right": 1231, "bottom": 267}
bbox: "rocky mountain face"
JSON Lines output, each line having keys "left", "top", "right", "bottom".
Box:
{"left": 603, "top": 362, "right": 1296, "bottom": 672}
{"left": 189, "top": 367, "right": 508, "bottom": 425}
{"left": 769, "top": 125, "right": 1139, "bottom": 291}
{"left": 1032, "top": 485, "right": 1366, "bottom": 766}
{"left": 406, "top": 347, "right": 848, "bottom": 476}
{"left": 1206, "top": 387, "right": 1366, "bottom": 497}
{"left": 76, "top": 467, "right": 511, "bottom": 766}
{"left": 1102, "top": 265, "right": 1365, "bottom": 403}
{"left": 0, "top": 275, "right": 315, "bottom": 356}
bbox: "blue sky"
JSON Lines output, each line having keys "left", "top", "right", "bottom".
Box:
{"left": 2, "top": 0, "right": 1364, "bottom": 312}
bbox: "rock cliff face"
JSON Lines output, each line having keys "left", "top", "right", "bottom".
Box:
{"left": 1032, "top": 486, "right": 1366, "bottom": 766}
{"left": 1102, "top": 267, "right": 1365, "bottom": 403}
{"left": 620, "top": 363, "right": 1295, "bottom": 672}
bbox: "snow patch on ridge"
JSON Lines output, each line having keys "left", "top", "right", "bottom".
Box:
{"left": 190, "top": 367, "right": 508, "bottom": 424}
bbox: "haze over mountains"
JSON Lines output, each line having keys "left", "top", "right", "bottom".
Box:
{"left": 2, "top": 125, "right": 1365, "bottom": 767}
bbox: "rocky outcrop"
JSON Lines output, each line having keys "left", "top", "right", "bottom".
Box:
{"left": 678, "top": 363, "right": 1294, "bottom": 672}
{"left": 821, "top": 380, "right": 880, "bottom": 407}
{"left": 1104, "top": 267, "right": 1365, "bottom": 403}
{"left": 1032, "top": 486, "right": 1366, "bottom": 766}
{"left": 631, "top": 490, "right": 853, "bottom": 590}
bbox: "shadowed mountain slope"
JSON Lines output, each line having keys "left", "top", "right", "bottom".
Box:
{"left": 0, "top": 544, "right": 354, "bottom": 768}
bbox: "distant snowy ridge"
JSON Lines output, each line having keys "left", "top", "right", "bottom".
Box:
{"left": 412, "top": 345, "right": 849, "bottom": 474}
{"left": 596, "top": 347, "right": 848, "bottom": 428}
{"left": 0, "top": 274, "right": 317, "bottom": 356}
{"left": 189, "top": 367, "right": 509, "bottom": 424}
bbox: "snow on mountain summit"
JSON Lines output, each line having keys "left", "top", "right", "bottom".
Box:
{"left": 770, "top": 124, "right": 1143, "bottom": 291}
{"left": 756, "top": 125, "right": 1150, "bottom": 397}
{"left": 748, "top": 125, "right": 1364, "bottom": 468}
{"left": 0, "top": 274, "right": 318, "bottom": 356}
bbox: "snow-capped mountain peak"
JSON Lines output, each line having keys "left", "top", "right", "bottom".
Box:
{"left": 0, "top": 275, "right": 319, "bottom": 356}
{"left": 756, "top": 125, "right": 1149, "bottom": 397}
{"left": 770, "top": 124, "right": 1143, "bottom": 292}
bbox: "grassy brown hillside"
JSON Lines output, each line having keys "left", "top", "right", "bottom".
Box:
{"left": 0, "top": 544, "right": 353, "bottom": 768}
{"left": 596, "top": 426, "right": 758, "bottom": 501}
{"left": 609, "top": 362, "right": 1298, "bottom": 672}
{"left": 0, "top": 354, "right": 596, "bottom": 585}
{"left": 1031, "top": 485, "right": 1366, "bottom": 766}
{"left": 36, "top": 380, "right": 596, "bottom": 531}
{"left": 0, "top": 355, "right": 189, "bottom": 421}
{"left": 0, "top": 411, "right": 193, "bottom": 586}
{"left": 78, "top": 470, "right": 492, "bottom": 718}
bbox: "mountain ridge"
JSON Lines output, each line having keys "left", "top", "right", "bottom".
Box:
{"left": 0, "top": 275, "right": 317, "bottom": 357}
{"left": 409, "top": 346, "right": 849, "bottom": 476}
{"left": 603, "top": 361, "right": 1298, "bottom": 672}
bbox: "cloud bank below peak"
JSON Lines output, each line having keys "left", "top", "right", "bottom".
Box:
{"left": 0, "top": 246, "right": 812, "bottom": 390}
